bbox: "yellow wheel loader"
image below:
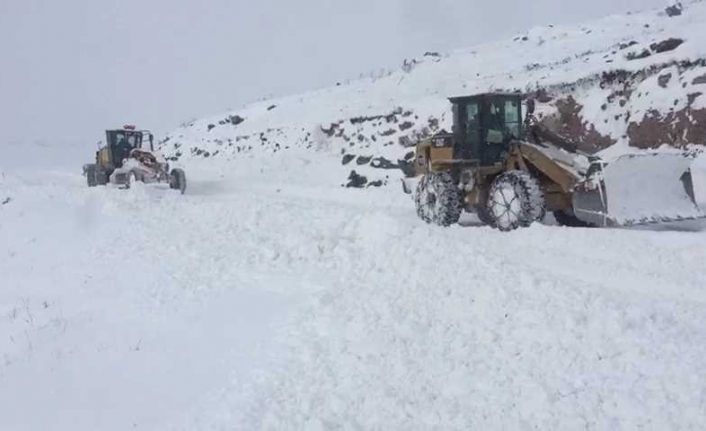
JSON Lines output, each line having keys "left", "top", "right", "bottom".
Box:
{"left": 403, "top": 93, "right": 705, "bottom": 231}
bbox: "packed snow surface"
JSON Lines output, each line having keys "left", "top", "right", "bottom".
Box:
{"left": 2, "top": 153, "right": 706, "bottom": 430}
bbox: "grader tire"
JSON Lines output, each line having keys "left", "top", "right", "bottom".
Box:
{"left": 86, "top": 165, "right": 98, "bottom": 187}
{"left": 170, "top": 168, "right": 187, "bottom": 194}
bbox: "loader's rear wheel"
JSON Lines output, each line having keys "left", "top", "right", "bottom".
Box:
{"left": 553, "top": 209, "right": 595, "bottom": 228}
{"left": 170, "top": 168, "right": 187, "bottom": 194}
{"left": 487, "top": 170, "right": 545, "bottom": 231}
{"left": 415, "top": 172, "right": 462, "bottom": 226}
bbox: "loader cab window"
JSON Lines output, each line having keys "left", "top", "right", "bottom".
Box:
{"left": 485, "top": 98, "right": 522, "bottom": 143}
{"left": 464, "top": 102, "right": 481, "bottom": 159}
{"left": 481, "top": 95, "right": 522, "bottom": 165}
{"left": 466, "top": 102, "right": 480, "bottom": 128}
{"left": 504, "top": 99, "right": 521, "bottom": 139}
{"left": 452, "top": 101, "right": 481, "bottom": 160}
{"left": 452, "top": 103, "right": 460, "bottom": 136}
{"left": 486, "top": 101, "right": 505, "bottom": 144}
{"left": 450, "top": 94, "right": 522, "bottom": 163}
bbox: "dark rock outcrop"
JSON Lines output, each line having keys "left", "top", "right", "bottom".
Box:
{"left": 345, "top": 170, "right": 368, "bottom": 188}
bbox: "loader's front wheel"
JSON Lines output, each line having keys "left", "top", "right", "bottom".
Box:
{"left": 487, "top": 170, "right": 545, "bottom": 231}
{"left": 415, "top": 172, "right": 462, "bottom": 226}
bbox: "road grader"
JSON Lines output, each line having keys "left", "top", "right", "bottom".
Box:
{"left": 83, "top": 126, "right": 186, "bottom": 194}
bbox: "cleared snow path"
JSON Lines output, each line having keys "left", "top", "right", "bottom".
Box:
{"left": 2, "top": 154, "right": 706, "bottom": 430}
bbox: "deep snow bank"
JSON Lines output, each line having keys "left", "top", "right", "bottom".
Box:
{"left": 2, "top": 152, "right": 706, "bottom": 430}
{"left": 159, "top": 156, "right": 706, "bottom": 430}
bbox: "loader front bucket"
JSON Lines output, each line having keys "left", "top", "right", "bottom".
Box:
{"left": 573, "top": 153, "right": 706, "bottom": 227}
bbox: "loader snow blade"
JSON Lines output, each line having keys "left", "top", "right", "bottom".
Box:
{"left": 574, "top": 153, "right": 706, "bottom": 227}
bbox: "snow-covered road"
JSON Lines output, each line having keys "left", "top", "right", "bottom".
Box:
{"left": 2, "top": 153, "right": 706, "bottom": 429}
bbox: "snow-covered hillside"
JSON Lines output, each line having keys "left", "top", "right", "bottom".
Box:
{"left": 3, "top": 3, "right": 706, "bottom": 431}
{"left": 164, "top": 0, "right": 706, "bottom": 187}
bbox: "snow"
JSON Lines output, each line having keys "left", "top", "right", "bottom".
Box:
{"left": 693, "top": 152, "right": 706, "bottom": 207}
{"left": 3, "top": 2, "right": 706, "bottom": 430}
{"left": 2, "top": 153, "right": 706, "bottom": 429}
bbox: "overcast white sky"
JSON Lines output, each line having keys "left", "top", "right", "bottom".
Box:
{"left": 0, "top": 0, "right": 667, "bottom": 147}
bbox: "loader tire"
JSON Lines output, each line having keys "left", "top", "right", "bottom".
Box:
{"left": 415, "top": 172, "right": 462, "bottom": 227}
{"left": 475, "top": 204, "right": 495, "bottom": 226}
{"left": 487, "top": 170, "right": 545, "bottom": 232}
{"left": 553, "top": 209, "right": 595, "bottom": 228}
{"left": 170, "top": 168, "right": 187, "bottom": 194}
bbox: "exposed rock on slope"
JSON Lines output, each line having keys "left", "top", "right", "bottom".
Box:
{"left": 163, "top": 1, "right": 706, "bottom": 185}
